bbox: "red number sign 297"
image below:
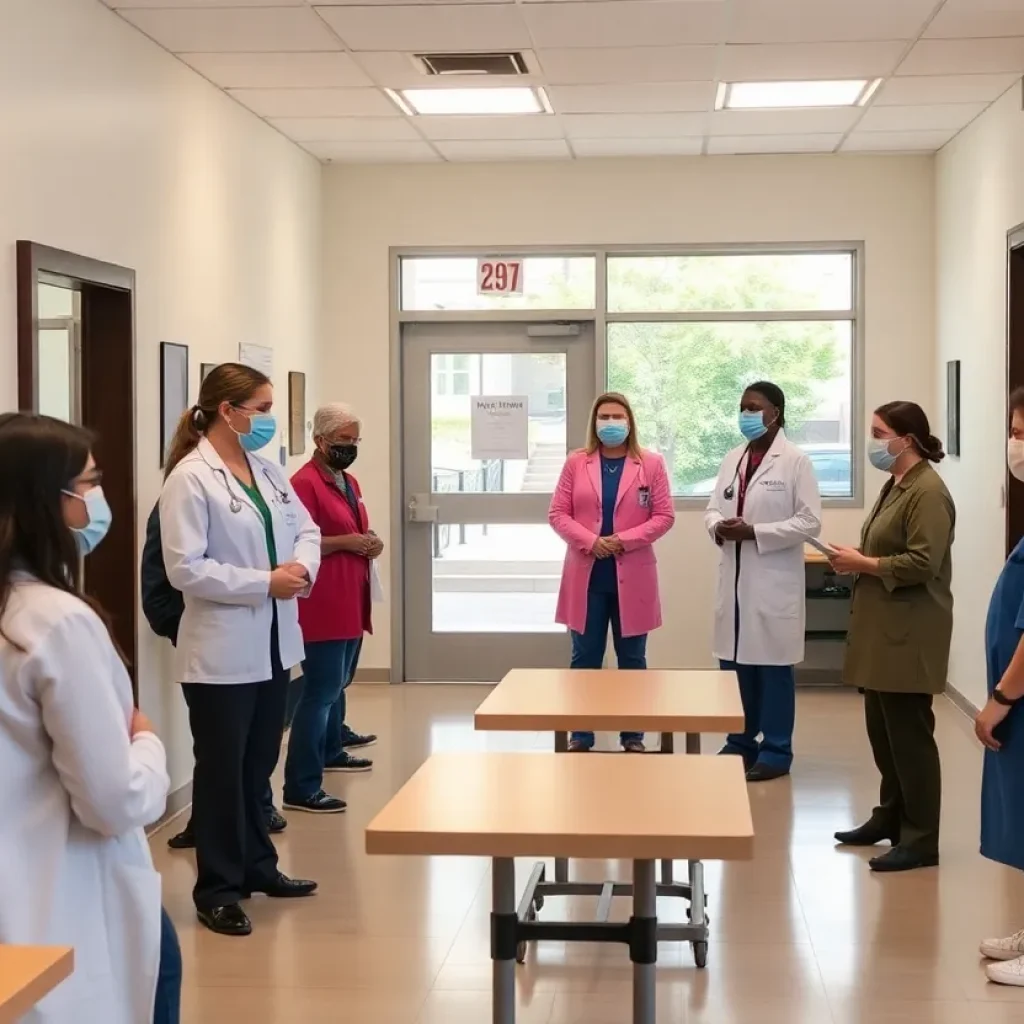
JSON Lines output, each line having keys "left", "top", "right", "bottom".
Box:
{"left": 479, "top": 261, "right": 521, "bottom": 293}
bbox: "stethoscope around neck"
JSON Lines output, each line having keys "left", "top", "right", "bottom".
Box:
{"left": 200, "top": 451, "right": 291, "bottom": 514}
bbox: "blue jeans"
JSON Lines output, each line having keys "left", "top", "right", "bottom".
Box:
{"left": 283, "top": 639, "right": 362, "bottom": 801}
{"left": 569, "top": 589, "right": 647, "bottom": 749}
{"left": 154, "top": 908, "right": 181, "bottom": 1024}
{"left": 719, "top": 660, "right": 795, "bottom": 770}
{"left": 327, "top": 637, "right": 363, "bottom": 758}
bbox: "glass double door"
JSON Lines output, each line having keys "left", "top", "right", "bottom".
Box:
{"left": 401, "top": 321, "right": 596, "bottom": 681}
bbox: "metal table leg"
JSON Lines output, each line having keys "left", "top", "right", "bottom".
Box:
{"left": 632, "top": 860, "right": 657, "bottom": 1024}
{"left": 493, "top": 858, "right": 516, "bottom": 1024}
{"left": 660, "top": 732, "right": 675, "bottom": 885}
{"left": 553, "top": 730, "right": 569, "bottom": 884}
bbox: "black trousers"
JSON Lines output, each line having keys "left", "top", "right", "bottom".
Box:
{"left": 864, "top": 689, "right": 941, "bottom": 858}
{"left": 183, "top": 622, "right": 289, "bottom": 910}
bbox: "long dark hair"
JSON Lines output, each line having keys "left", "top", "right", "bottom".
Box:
{"left": 0, "top": 414, "right": 116, "bottom": 653}
{"left": 164, "top": 362, "right": 271, "bottom": 478}
{"left": 875, "top": 401, "right": 945, "bottom": 463}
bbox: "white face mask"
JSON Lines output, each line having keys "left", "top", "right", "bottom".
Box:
{"left": 1009, "top": 438, "right": 1024, "bottom": 482}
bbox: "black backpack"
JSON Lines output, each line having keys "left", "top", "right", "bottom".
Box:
{"left": 141, "top": 502, "right": 184, "bottom": 646}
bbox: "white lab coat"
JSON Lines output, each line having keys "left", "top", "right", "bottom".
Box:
{"left": 704, "top": 431, "right": 822, "bottom": 666}
{"left": 160, "top": 437, "right": 321, "bottom": 684}
{"left": 0, "top": 577, "right": 169, "bottom": 1024}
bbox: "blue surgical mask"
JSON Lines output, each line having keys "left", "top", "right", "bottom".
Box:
{"left": 868, "top": 437, "right": 907, "bottom": 473}
{"left": 63, "top": 486, "right": 113, "bottom": 555}
{"left": 234, "top": 410, "right": 277, "bottom": 453}
{"left": 596, "top": 422, "right": 629, "bottom": 447}
{"left": 739, "top": 411, "right": 769, "bottom": 441}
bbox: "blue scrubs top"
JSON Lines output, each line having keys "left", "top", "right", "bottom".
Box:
{"left": 589, "top": 455, "right": 624, "bottom": 593}
{"left": 981, "top": 535, "right": 1024, "bottom": 871}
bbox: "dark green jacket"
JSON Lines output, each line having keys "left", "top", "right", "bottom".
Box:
{"left": 843, "top": 461, "right": 955, "bottom": 695}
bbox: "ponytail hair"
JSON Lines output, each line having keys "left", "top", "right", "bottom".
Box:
{"left": 164, "top": 362, "right": 271, "bottom": 478}
{"left": 874, "top": 401, "right": 945, "bottom": 464}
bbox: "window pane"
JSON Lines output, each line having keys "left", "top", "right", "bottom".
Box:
{"left": 432, "top": 524, "right": 566, "bottom": 633}
{"left": 607, "top": 320, "right": 852, "bottom": 498}
{"left": 607, "top": 253, "right": 853, "bottom": 313}
{"left": 431, "top": 351, "right": 567, "bottom": 493}
{"left": 402, "top": 257, "right": 596, "bottom": 311}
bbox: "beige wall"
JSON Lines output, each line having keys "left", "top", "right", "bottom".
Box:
{"left": 0, "top": 0, "right": 323, "bottom": 789}
{"left": 936, "top": 88, "right": 1024, "bottom": 709}
{"left": 322, "top": 155, "right": 936, "bottom": 674}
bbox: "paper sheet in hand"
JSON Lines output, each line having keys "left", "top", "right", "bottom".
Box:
{"left": 806, "top": 536, "right": 837, "bottom": 557}
{"left": 370, "top": 562, "right": 385, "bottom": 603}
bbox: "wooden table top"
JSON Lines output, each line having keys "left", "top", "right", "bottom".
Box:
{"left": 474, "top": 669, "right": 744, "bottom": 733}
{"left": 0, "top": 947, "right": 73, "bottom": 1024}
{"left": 366, "top": 752, "right": 754, "bottom": 861}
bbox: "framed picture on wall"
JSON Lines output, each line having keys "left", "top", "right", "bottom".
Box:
{"left": 160, "top": 342, "right": 189, "bottom": 468}
{"left": 947, "top": 359, "right": 961, "bottom": 457}
{"left": 288, "top": 371, "right": 306, "bottom": 456}
{"left": 200, "top": 362, "right": 217, "bottom": 383}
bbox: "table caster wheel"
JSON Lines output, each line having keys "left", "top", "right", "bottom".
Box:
{"left": 692, "top": 941, "right": 708, "bottom": 968}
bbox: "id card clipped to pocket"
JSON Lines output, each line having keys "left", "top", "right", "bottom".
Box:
{"left": 638, "top": 485, "right": 651, "bottom": 508}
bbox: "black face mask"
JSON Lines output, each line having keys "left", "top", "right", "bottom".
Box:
{"left": 324, "top": 443, "right": 358, "bottom": 471}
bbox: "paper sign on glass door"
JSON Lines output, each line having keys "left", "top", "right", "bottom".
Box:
{"left": 477, "top": 259, "right": 523, "bottom": 296}
{"left": 471, "top": 396, "right": 529, "bottom": 460}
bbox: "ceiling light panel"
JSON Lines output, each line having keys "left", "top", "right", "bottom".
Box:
{"left": 523, "top": 1, "right": 726, "bottom": 50}
{"left": 875, "top": 73, "right": 1019, "bottom": 106}
{"left": 728, "top": 0, "right": 938, "bottom": 45}
{"left": 897, "top": 38, "right": 1024, "bottom": 76}
{"left": 180, "top": 52, "right": 373, "bottom": 90}
{"left": 720, "top": 41, "right": 905, "bottom": 81}
{"left": 708, "top": 133, "right": 842, "bottom": 154}
{"left": 723, "top": 80, "right": 871, "bottom": 109}
{"left": 119, "top": 7, "right": 342, "bottom": 52}
{"left": 398, "top": 87, "right": 544, "bottom": 115}
{"left": 230, "top": 88, "right": 398, "bottom": 119}
{"left": 857, "top": 102, "right": 987, "bottom": 133}
{"left": 315, "top": 5, "right": 530, "bottom": 52}
{"left": 435, "top": 139, "right": 572, "bottom": 161}
{"left": 547, "top": 82, "right": 716, "bottom": 114}
{"left": 269, "top": 117, "right": 421, "bottom": 142}
{"left": 539, "top": 46, "right": 718, "bottom": 84}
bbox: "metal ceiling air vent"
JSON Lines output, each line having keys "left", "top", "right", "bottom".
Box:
{"left": 414, "top": 52, "right": 529, "bottom": 77}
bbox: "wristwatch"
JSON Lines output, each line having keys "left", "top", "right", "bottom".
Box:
{"left": 992, "top": 689, "right": 1020, "bottom": 707}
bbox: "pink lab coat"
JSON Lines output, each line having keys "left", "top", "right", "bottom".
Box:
{"left": 549, "top": 448, "right": 675, "bottom": 638}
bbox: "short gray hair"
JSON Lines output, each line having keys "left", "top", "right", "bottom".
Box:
{"left": 313, "top": 402, "right": 360, "bottom": 439}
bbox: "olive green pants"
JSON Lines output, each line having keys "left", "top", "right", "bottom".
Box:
{"left": 864, "top": 689, "right": 941, "bottom": 858}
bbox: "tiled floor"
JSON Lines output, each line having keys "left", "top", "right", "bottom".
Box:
{"left": 153, "top": 685, "right": 1024, "bottom": 1023}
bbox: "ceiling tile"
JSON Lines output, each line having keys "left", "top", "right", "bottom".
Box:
{"left": 841, "top": 129, "right": 956, "bottom": 152}
{"left": 875, "top": 73, "right": 1019, "bottom": 106}
{"left": 571, "top": 137, "right": 703, "bottom": 156}
{"left": 315, "top": 4, "right": 530, "bottom": 52}
{"left": 708, "top": 134, "right": 842, "bottom": 154}
{"left": 304, "top": 140, "right": 441, "bottom": 163}
{"left": 539, "top": 46, "right": 718, "bottom": 84}
{"left": 436, "top": 139, "right": 572, "bottom": 161}
{"left": 355, "top": 50, "right": 544, "bottom": 89}
{"left": 318, "top": 0, "right": 509, "bottom": 5}
{"left": 119, "top": 7, "right": 342, "bottom": 52}
{"left": 109, "top": 0, "right": 302, "bottom": 6}
{"left": 709, "top": 107, "right": 859, "bottom": 136}
{"left": 926, "top": 3, "right": 1024, "bottom": 40}
{"left": 897, "top": 39, "right": 1024, "bottom": 76}
{"left": 548, "top": 82, "right": 715, "bottom": 113}
{"left": 180, "top": 52, "right": 373, "bottom": 90}
{"left": 269, "top": 116, "right": 421, "bottom": 141}
{"left": 524, "top": 1, "right": 725, "bottom": 49}
{"left": 229, "top": 88, "right": 397, "bottom": 119}
{"left": 562, "top": 112, "right": 706, "bottom": 138}
{"left": 415, "top": 115, "right": 564, "bottom": 140}
{"left": 729, "top": 0, "right": 935, "bottom": 44}
{"left": 857, "top": 102, "right": 986, "bottom": 132}
{"left": 720, "top": 41, "right": 905, "bottom": 80}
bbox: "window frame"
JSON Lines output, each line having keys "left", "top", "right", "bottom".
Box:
{"left": 394, "top": 242, "right": 864, "bottom": 511}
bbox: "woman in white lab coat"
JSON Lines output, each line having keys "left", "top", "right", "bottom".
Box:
{"left": 0, "top": 413, "right": 174, "bottom": 1023}
{"left": 160, "top": 363, "right": 321, "bottom": 936}
{"left": 705, "top": 381, "right": 822, "bottom": 782}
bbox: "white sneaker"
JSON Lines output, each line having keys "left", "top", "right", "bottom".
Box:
{"left": 988, "top": 955, "right": 1024, "bottom": 986}
{"left": 981, "top": 929, "right": 1024, "bottom": 961}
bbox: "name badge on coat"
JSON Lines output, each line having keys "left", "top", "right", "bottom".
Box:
{"left": 638, "top": 486, "right": 650, "bottom": 508}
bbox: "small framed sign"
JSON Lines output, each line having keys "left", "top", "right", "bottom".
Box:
{"left": 477, "top": 258, "right": 523, "bottom": 296}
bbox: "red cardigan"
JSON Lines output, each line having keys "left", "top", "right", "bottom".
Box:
{"left": 291, "top": 459, "right": 372, "bottom": 643}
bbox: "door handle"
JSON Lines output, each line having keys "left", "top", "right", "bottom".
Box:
{"left": 408, "top": 493, "right": 439, "bottom": 523}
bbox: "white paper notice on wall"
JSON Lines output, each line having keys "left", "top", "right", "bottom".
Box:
{"left": 471, "top": 396, "right": 529, "bottom": 461}
{"left": 477, "top": 258, "right": 524, "bottom": 296}
{"left": 238, "top": 342, "right": 273, "bottom": 379}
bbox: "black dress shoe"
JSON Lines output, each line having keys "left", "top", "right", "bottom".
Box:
{"left": 167, "top": 827, "right": 195, "bottom": 850}
{"left": 283, "top": 790, "right": 347, "bottom": 814}
{"left": 869, "top": 846, "right": 939, "bottom": 873}
{"left": 834, "top": 821, "right": 899, "bottom": 847}
{"left": 245, "top": 874, "right": 318, "bottom": 899}
{"left": 267, "top": 809, "right": 288, "bottom": 834}
{"left": 745, "top": 763, "right": 790, "bottom": 782}
{"left": 197, "top": 904, "right": 252, "bottom": 936}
